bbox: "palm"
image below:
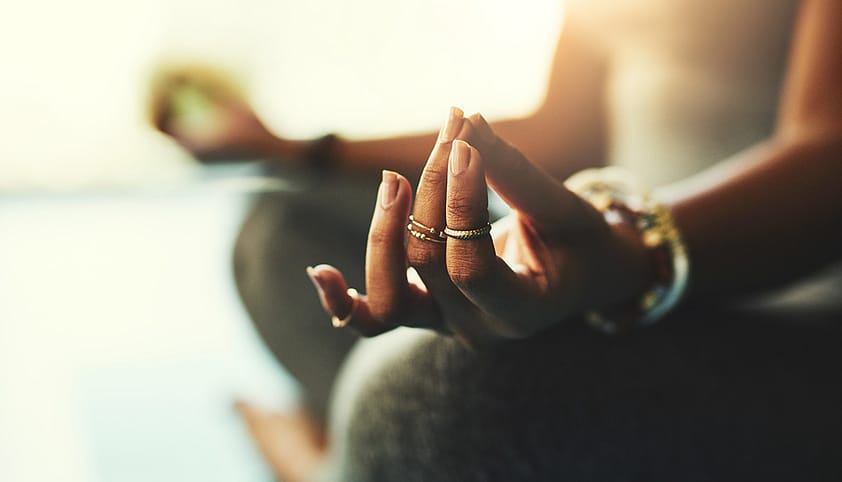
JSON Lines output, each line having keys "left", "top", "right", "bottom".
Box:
{"left": 492, "top": 213, "right": 585, "bottom": 329}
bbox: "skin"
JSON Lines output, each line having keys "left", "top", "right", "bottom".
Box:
{"left": 234, "top": 402, "right": 326, "bottom": 482}
{"left": 154, "top": 4, "right": 606, "bottom": 181}
{"left": 309, "top": 110, "right": 652, "bottom": 346}
{"left": 303, "top": 0, "right": 842, "bottom": 479}
{"left": 156, "top": 1, "right": 841, "bottom": 480}
{"left": 310, "top": 0, "right": 842, "bottom": 331}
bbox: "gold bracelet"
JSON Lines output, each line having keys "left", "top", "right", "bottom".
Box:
{"left": 565, "top": 167, "right": 690, "bottom": 334}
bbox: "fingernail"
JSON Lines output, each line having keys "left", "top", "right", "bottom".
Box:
{"left": 438, "top": 106, "right": 464, "bottom": 143}
{"left": 306, "top": 266, "right": 326, "bottom": 297}
{"left": 379, "top": 170, "right": 398, "bottom": 209}
{"left": 474, "top": 114, "right": 497, "bottom": 145}
{"left": 450, "top": 140, "right": 470, "bottom": 175}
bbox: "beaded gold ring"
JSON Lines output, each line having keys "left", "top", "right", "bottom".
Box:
{"left": 407, "top": 216, "right": 448, "bottom": 244}
{"left": 443, "top": 223, "right": 492, "bottom": 240}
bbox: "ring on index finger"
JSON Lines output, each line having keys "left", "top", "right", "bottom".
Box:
{"left": 443, "top": 223, "right": 492, "bottom": 240}
{"left": 407, "top": 215, "right": 447, "bottom": 244}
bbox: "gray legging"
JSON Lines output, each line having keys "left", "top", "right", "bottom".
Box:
{"left": 233, "top": 171, "right": 379, "bottom": 423}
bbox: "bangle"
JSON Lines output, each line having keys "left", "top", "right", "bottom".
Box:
{"left": 565, "top": 167, "right": 690, "bottom": 334}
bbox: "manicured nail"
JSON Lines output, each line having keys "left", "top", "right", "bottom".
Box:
{"left": 306, "top": 266, "right": 326, "bottom": 297}
{"left": 379, "top": 170, "right": 398, "bottom": 209}
{"left": 438, "top": 106, "right": 464, "bottom": 143}
{"left": 450, "top": 140, "right": 470, "bottom": 175}
{"left": 473, "top": 114, "right": 497, "bottom": 145}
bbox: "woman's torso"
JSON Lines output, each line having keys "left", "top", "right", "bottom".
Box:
{"left": 580, "top": 0, "right": 800, "bottom": 185}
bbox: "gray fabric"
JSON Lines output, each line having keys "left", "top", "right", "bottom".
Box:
{"left": 321, "top": 310, "right": 842, "bottom": 482}
{"left": 233, "top": 170, "right": 378, "bottom": 422}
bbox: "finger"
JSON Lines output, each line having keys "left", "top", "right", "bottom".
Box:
{"left": 306, "top": 264, "right": 392, "bottom": 337}
{"left": 407, "top": 106, "right": 464, "bottom": 273}
{"left": 365, "top": 170, "right": 445, "bottom": 331}
{"left": 445, "top": 140, "right": 549, "bottom": 338}
{"left": 408, "top": 107, "right": 476, "bottom": 288}
{"left": 463, "top": 113, "right": 605, "bottom": 234}
{"left": 307, "top": 264, "right": 439, "bottom": 336}
{"left": 406, "top": 108, "right": 493, "bottom": 341}
{"left": 406, "top": 108, "right": 473, "bottom": 303}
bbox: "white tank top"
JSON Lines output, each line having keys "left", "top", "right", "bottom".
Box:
{"left": 572, "top": 0, "right": 799, "bottom": 185}
{"left": 570, "top": 0, "right": 840, "bottom": 309}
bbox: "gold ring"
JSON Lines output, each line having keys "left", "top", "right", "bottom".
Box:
{"left": 331, "top": 288, "right": 359, "bottom": 328}
{"left": 407, "top": 215, "right": 447, "bottom": 244}
{"left": 409, "top": 215, "right": 447, "bottom": 239}
{"left": 443, "top": 223, "right": 492, "bottom": 240}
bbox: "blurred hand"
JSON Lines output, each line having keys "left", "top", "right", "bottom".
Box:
{"left": 149, "top": 69, "right": 285, "bottom": 163}
{"left": 307, "top": 109, "right": 652, "bottom": 346}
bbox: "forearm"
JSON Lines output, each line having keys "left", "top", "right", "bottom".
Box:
{"left": 660, "top": 133, "right": 842, "bottom": 301}
{"left": 260, "top": 110, "right": 603, "bottom": 181}
{"left": 258, "top": 4, "right": 608, "bottom": 180}
{"left": 256, "top": 130, "right": 437, "bottom": 179}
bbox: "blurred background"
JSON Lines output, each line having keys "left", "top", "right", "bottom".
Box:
{"left": 0, "top": 0, "right": 563, "bottom": 480}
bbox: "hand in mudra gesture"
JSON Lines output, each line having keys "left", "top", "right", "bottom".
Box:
{"left": 307, "top": 108, "right": 652, "bottom": 346}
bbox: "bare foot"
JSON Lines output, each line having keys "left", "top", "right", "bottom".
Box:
{"left": 235, "top": 401, "right": 327, "bottom": 482}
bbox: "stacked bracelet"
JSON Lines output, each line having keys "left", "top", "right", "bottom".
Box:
{"left": 565, "top": 167, "right": 690, "bottom": 334}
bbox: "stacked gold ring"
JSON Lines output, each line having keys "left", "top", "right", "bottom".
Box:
{"left": 443, "top": 223, "right": 492, "bottom": 240}
{"left": 407, "top": 215, "right": 447, "bottom": 244}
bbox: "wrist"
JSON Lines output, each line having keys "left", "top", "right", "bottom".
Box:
{"left": 304, "top": 133, "right": 340, "bottom": 170}
{"left": 605, "top": 210, "right": 657, "bottom": 306}
{"left": 262, "top": 134, "right": 340, "bottom": 170}
{"left": 566, "top": 167, "right": 691, "bottom": 333}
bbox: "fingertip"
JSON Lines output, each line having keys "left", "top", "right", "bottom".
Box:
{"left": 439, "top": 106, "right": 467, "bottom": 144}
{"left": 449, "top": 139, "right": 471, "bottom": 176}
{"left": 310, "top": 263, "right": 341, "bottom": 277}
{"left": 306, "top": 264, "right": 353, "bottom": 315}
{"left": 393, "top": 171, "right": 413, "bottom": 203}
{"left": 393, "top": 170, "right": 411, "bottom": 186}
{"left": 306, "top": 265, "right": 324, "bottom": 297}
{"left": 381, "top": 169, "right": 397, "bottom": 183}
{"left": 379, "top": 170, "right": 399, "bottom": 209}
{"left": 377, "top": 170, "right": 412, "bottom": 211}
{"left": 311, "top": 265, "right": 348, "bottom": 292}
{"left": 449, "top": 106, "right": 465, "bottom": 125}
{"left": 449, "top": 139, "right": 484, "bottom": 178}
{"left": 466, "top": 112, "right": 497, "bottom": 146}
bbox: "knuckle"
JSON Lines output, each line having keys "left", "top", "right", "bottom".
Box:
{"left": 407, "top": 244, "right": 445, "bottom": 272}
{"left": 367, "top": 227, "right": 390, "bottom": 247}
{"left": 368, "top": 302, "right": 402, "bottom": 326}
{"left": 446, "top": 191, "right": 477, "bottom": 220}
{"left": 447, "top": 259, "right": 492, "bottom": 292}
{"left": 419, "top": 165, "right": 448, "bottom": 191}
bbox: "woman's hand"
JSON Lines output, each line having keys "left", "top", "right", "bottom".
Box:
{"left": 307, "top": 108, "right": 653, "bottom": 346}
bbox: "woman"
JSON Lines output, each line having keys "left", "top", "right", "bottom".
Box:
{"left": 158, "top": 0, "right": 842, "bottom": 480}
